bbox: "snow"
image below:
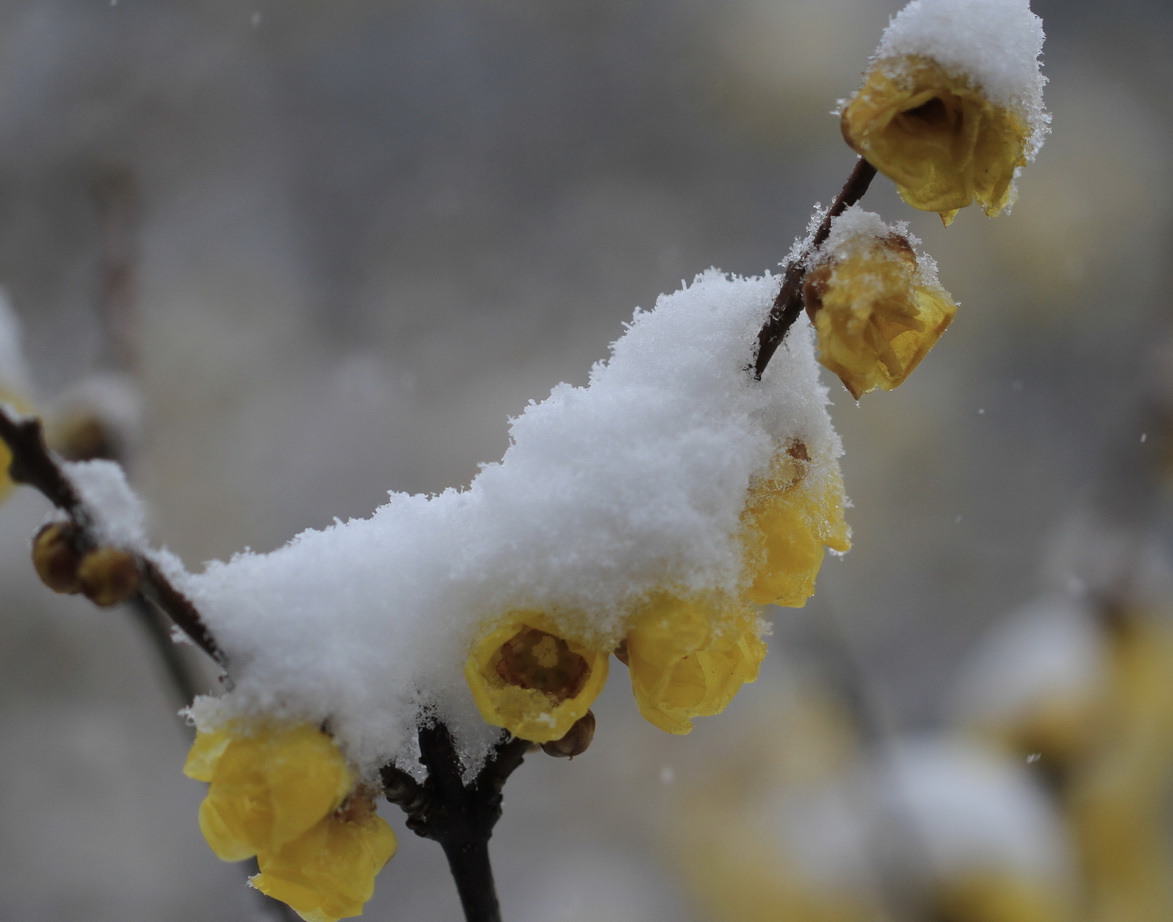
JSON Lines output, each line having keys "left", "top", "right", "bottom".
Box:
{"left": 181, "top": 270, "right": 844, "bottom": 775}
{"left": 818, "top": 205, "right": 948, "bottom": 293}
{"left": 66, "top": 459, "right": 149, "bottom": 548}
{"left": 948, "top": 597, "right": 1108, "bottom": 730}
{"left": 872, "top": 0, "right": 1049, "bottom": 155}
{"left": 868, "top": 737, "right": 1073, "bottom": 883}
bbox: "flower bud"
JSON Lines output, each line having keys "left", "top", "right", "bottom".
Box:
{"left": 541, "top": 711, "right": 596, "bottom": 759}
{"left": 32, "top": 521, "right": 85, "bottom": 595}
{"left": 77, "top": 546, "right": 141, "bottom": 606}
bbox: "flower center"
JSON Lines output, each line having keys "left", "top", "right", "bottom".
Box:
{"left": 495, "top": 627, "right": 589, "bottom": 702}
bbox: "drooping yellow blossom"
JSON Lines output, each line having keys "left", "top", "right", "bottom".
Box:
{"left": 184, "top": 723, "right": 397, "bottom": 922}
{"left": 841, "top": 55, "right": 1031, "bottom": 223}
{"left": 804, "top": 231, "right": 957, "bottom": 399}
{"left": 252, "top": 793, "right": 399, "bottom": 922}
{"left": 184, "top": 723, "right": 355, "bottom": 861}
{"left": 465, "top": 610, "right": 610, "bottom": 743}
{"left": 623, "top": 592, "right": 765, "bottom": 735}
{"left": 742, "top": 443, "right": 850, "bottom": 607}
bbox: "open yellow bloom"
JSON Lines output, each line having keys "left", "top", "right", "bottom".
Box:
{"left": 252, "top": 795, "right": 399, "bottom": 922}
{"left": 465, "top": 610, "right": 610, "bottom": 743}
{"left": 841, "top": 55, "right": 1030, "bottom": 223}
{"left": 184, "top": 723, "right": 354, "bottom": 861}
{"left": 184, "top": 723, "right": 396, "bottom": 921}
{"left": 624, "top": 592, "right": 765, "bottom": 735}
{"left": 742, "top": 444, "right": 850, "bottom": 607}
{"left": 805, "top": 232, "right": 957, "bottom": 399}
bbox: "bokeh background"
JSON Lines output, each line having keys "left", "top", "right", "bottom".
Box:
{"left": 2, "top": 1, "right": 1172, "bottom": 920}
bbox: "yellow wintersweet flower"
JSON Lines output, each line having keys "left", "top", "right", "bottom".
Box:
{"left": 253, "top": 794, "right": 399, "bottom": 922}
{"left": 841, "top": 55, "right": 1031, "bottom": 223}
{"left": 184, "top": 723, "right": 354, "bottom": 861}
{"left": 804, "top": 231, "right": 957, "bottom": 399}
{"left": 465, "top": 610, "right": 610, "bottom": 743}
{"left": 742, "top": 443, "right": 850, "bottom": 607}
{"left": 623, "top": 592, "right": 765, "bottom": 735}
{"left": 184, "top": 722, "right": 397, "bottom": 922}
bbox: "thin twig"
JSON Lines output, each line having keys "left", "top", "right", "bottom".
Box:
{"left": 382, "top": 725, "right": 530, "bottom": 922}
{"left": 753, "top": 157, "right": 878, "bottom": 379}
{"left": 0, "top": 404, "right": 227, "bottom": 668}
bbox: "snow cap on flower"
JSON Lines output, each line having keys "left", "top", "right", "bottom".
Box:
{"left": 623, "top": 592, "right": 766, "bottom": 734}
{"left": 464, "top": 610, "right": 610, "bottom": 743}
{"left": 840, "top": 0, "right": 1047, "bottom": 222}
{"left": 804, "top": 207, "right": 957, "bottom": 399}
{"left": 180, "top": 271, "right": 845, "bottom": 777}
{"left": 742, "top": 440, "right": 850, "bottom": 606}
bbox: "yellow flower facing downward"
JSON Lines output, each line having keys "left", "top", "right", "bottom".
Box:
{"left": 623, "top": 592, "right": 766, "bottom": 735}
{"left": 252, "top": 793, "right": 398, "bottom": 922}
{"left": 742, "top": 443, "right": 850, "bottom": 607}
{"left": 184, "top": 723, "right": 397, "bottom": 922}
{"left": 465, "top": 611, "right": 610, "bottom": 743}
{"left": 805, "top": 228, "right": 957, "bottom": 399}
{"left": 842, "top": 55, "right": 1031, "bottom": 224}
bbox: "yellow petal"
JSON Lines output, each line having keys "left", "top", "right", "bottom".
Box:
{"left": 742, "top": 448, "right": 850, "bottom": 607}
{"left": 806, "top": 233, "right": 957, "bottom": 399}
{"left": 464, "top": 611, "right": 610, "bottom": 743}
{"left": 186, "top": 724, "right": 353, "bottom": 861}
{"left": 625, "top": 593, "right": 765, "bottom": 735}
{"left": 841, "top": 55, "right": 1029, "bottom": 220}
{"left": 253, "top": 806, "right": 398, "bottom": 922}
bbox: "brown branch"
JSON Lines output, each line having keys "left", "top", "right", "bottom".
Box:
{"left": 0, "top": 404, "right": 227, "bottom": 669}
{"left": 382, "top": 725, "right": 530, "bottom": 922}
{"left": 752, "top": 157, "right": 878, "bottom": 379}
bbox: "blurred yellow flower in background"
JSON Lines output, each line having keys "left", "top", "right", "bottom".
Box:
{"left": 841, "top": 55, "right": 1030, "bottom": 224}
{"left": 465, "top": 610, "right": 610, "bottom": 743}
{"left": 742, "top": 442, "right": 850, "bottom": 607}
{"left": 622, "top": 592, "right": 765, "bottom": 735}
{"left": 805, "top": 230, "right": 957, "bottom": 399}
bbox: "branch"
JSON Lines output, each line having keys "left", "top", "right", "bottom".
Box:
{"left": 752, "top": 157, "right": 878, "bottom": 379}
{"left": 0, "top": 404, "right": 227, "bottom": 669}
{"left": 382, "top": 725, "right": 530, "bottom": 922}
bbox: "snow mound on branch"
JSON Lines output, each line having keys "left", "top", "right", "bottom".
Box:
{"left": 182, "top": 270, "right": 842, "bottom": 776}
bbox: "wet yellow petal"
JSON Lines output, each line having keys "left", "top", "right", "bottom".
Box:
{"left": 253, "top": 804, "right": 398, "bottom": 922}
{"left": 185, "top": 724, "right": 353, "bottom": 861}
{"left": 625, "top": 593, "right": 765, "bottom": 735}
{"left": 742, "top": 448, "right": 850, "bottom": 607}
{"left": 465, "top": 611, "right": 610, "bottom": 743}
{"left": 842, "top": 55, "right": 1030, "bottom": 222}
{"left": 806, "top": 234, "right": 957, "bottom": 399}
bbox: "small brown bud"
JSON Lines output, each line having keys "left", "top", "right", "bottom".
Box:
{"left": 613, "top": 642, "right": 629, "bottom": 667}
{"left": 541, "top": 710, "right": 595, "bottom": 759}
{"left": 77, "top": 546, "right": 141, "bottom": 607}
{"left": 49, "top": 412, "right": 121, "bottom": 463}
{"left": 32, "top": 521, "right": 85, "bottom": 595}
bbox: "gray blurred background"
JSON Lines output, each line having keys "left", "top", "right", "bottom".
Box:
{"left": 1, "top": 1, "right": 1170, "bottom": 920}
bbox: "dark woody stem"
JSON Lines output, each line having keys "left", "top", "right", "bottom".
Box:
{"left": 0, "top": 405, "right": 227, "bottom": 669}
{"left": 752, "top": 157, "right": 878, "bottom": 379}
{"left": 382, "top": 724, "right": 530, "bottom": 922}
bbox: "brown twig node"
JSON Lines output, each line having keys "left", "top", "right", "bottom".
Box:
{"left": 0, "top": 404, "right": 227, "bottom": 669}
{"left": 382, "top": 724, "right": 530, "bottom": 922}
{"left": 753, "top": 157, "right": 878, "bottom": 379}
